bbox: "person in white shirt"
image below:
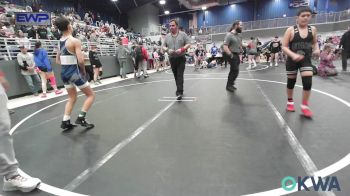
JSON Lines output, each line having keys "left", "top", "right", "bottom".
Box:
{"left": 15, "top": 30, "right": 31, "bottom": 49}
{"left": 83, "top": 46, "right": 94, "bottom": 82}
{"left": 16, "top": 45, "right": 41, "bottom": 96}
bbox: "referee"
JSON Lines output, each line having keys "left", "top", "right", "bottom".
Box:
{"left": 223, "top": 20, "right": 243, "bottom": 92}
{"left": 162, "top": 19, "right": 191, "bottom": 100}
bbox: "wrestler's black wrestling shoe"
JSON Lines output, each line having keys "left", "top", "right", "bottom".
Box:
{"left": 61, "top": 120, "right": 77, "bottom": 130}
{"left": 75, "top": 117, "right": 95, "bottom": 129}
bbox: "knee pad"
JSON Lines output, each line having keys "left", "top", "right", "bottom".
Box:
{"left": 99, "top": 71, "right": 103, "bottom": 76}
{"left": 287, "top": 77, "right": 297, "bottom": 89}
{"left": 49, "top": 76, "right": 57, "bottom": 86}
{"left": 302, "top": 76, "right": 312, "bottom": 91}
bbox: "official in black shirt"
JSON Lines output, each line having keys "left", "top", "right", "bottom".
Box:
{"left": 340, "top": 26, "right": 350, "bottom": 71}
{"left": 51, "top": 27, "right": 61, "bottom": 40}
{"left": 27, "top": 27, "right": 36, "bottom": 39}
{"left": 36, "top": 26, "right": 48, "bottom": 40}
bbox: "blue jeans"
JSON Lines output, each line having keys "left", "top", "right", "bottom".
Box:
{"left": 119, "top": 59, "right": 127, "bottom": 78}
{"left": 23, "top": 74, "right": 41, "bottom": 94}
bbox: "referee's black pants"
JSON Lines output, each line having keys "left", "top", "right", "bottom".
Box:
{"left": 227, "top": 53, "right": 240, "bottom": 87}
{"left": 169, "top": 56, "right": 186, "bottom": 95}
{"left": 342, "top": 50, "right": 350, "bottom": 71}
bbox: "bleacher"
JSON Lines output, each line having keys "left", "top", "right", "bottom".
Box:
{"left": 0, "top": 0, "right": 144, "bottom": 61}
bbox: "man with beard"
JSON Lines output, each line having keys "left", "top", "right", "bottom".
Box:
{"left": 162, "top": 19, "right": 191, "bottom": 100}
{"left": 223, "top": 20, "right": 243, "bottom": 92}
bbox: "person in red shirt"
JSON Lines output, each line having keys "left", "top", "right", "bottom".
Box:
{"left": 135, "top": 42, "right": 149, "bottom": 78}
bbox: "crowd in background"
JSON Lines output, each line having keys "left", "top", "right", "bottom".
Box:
{"left": 182, "top": 29, "right": 350, "bottom": 78}
{"left": 0, "top": 0, "right": 349, "bottom": 98}
{"left": 0, "top": 0, "right": 145, "bottom": 60}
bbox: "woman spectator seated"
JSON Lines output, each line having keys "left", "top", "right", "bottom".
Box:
{"left": 318, "top": 43, "right": 341, "bottom": 77}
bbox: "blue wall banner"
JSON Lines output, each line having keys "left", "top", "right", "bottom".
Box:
{"left": 15, "top": 12, "right": 51, "bottom": 26}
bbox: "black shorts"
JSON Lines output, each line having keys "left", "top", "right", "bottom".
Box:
{"left": 85, "top": 65, "right": 94, "bottom": 82}
{"left": 92, "top": 63, "right": 102, "bottom": 68}
{"left": 271, "top": 49, "right": 281, "bottom": 54}
{"left": 38, "top": 66, "right": 50, "bottom": 72}
{"left": 286, "top": 58, "right": 313, "bottom": 75}
{"left": 95, "top": 63, "right": 102, "bottom": 68}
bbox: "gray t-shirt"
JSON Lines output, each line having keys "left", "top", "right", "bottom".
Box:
{"left": 117, "top": 45, "right": 130, "bottom": 59}
{"left": 223, "top": 32, "right": 242, "bottom": 54}
{"left": 163, "top": 31, "right": 191, "bottom": 57}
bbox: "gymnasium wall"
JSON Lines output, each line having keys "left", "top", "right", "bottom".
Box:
{"left": 160, "top": 0, "right": 350, "bottom": 29}
{"left": 128, "top": 3, "right": 160, "bottom": 34}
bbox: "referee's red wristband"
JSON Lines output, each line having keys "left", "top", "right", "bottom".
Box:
{"left": 0, "top": 71, "right": 4, "bottom": 77}
{"left": 180, "top": 47, "right": 186, "bottom": 53}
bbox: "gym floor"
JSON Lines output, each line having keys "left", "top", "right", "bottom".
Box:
{"left": 1, "top": 61, "right": 350, "bottom": 196}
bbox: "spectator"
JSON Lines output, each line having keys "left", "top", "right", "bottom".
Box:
{"left": 119, "top": 27, "right": 126, "bottom": 34}
{"left": 207, "top": 59, "right": 217, "bottom": 69}
{"left": 318, "top": 43, "right": 340, "bottom": 77}
{"left": 2, "top": 22, "right": 15, "bottom": 38}
{"left": 187, "top": 46, "right": 195, "bottom": 65}
{"left": 16, "top": 45, "right": 41, "bottom": 96}
{"left": 317, "top": 35, "right": 323, "bottom": 50}
{"left": 130, "top": 44, "right": 137, "bottom": 78}
{"left": 148, "top": 48, "right": 154, "bottom": 70}
{"left": 27, "top": 27, "right": 36, "bottom": 39}
{"left": 15, "top": 30, "right": 30, "bottom": 49}
{"left": 32, "top": 3, "right": 39, "bottom": 12}
{"left": 36, "top": 25, "right": 48, "bottom": 40}
{"left": 269, "top": 36, "right": 282, "bottom": 67}
{"left": 89, "top": 45, "right": 103, "bottom": 85}
{"left": 135, "top": 42, "right": 149, "bottom": 78}
{"left": 84, "top": 12, "right": 90, "bottom": 23}
{"left": 256, "top": 38, "right": 262, "bottom": 63}
{"left": 262, "top": 48, "right": 271, "bottom": 63}
{"left": 195, "top": 44, "right": 206, "bottom": 70}
{"left": 89, "top": 30, "right": 98, "bottom": 42}
{"left": 116, "top": 38, "right": 130, "bottom": 78}
{"left": 210, "top": 43, "right": 219, "bottom": 58}
{"left": 77, "top": 31, "right": 88, "bottom": 42}
{"left": 158, "top": 49, "right": 166, "bottom": 71}
{"left": 247, "top": 37, "right": 258, "bottom": 69}
{"left": 220, "top": 44, "right": 228, "bottom": 68}
{"left": 50, "top": 26, "right": 60, "bottom": 40}
{"left": 153, "top": 48, "right": 160, "bottom": 72}
{"left": 33, "top": 41, "right": 62, "bottom": 98}
{"left": 339, "top": 26, "right": 350, "bottom": 72}
{"left": 83, "top": 46, "right": 94, "bottom": 82}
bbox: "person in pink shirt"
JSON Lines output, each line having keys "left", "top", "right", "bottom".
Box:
{"left": 153, "top": 48, "right": 160, "bottom": 72}
{"left": 318, "top": 43, "right": 340, "bottom": 77}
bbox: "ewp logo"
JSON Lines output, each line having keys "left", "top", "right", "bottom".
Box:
{"left": 281, "top": 176, "right": 341, "bottom": 192}
{"left": 15, "top": 12, "right": 51, "bottom": 26}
